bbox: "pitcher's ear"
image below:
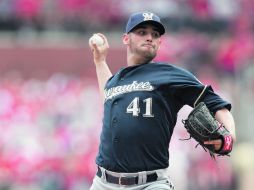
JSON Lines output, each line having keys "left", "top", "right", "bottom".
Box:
{"left": 158, "top": 38, "right": 162, "bottom": 49}
{"left": 122, "top": 33, "right": 129, "bottom": 45}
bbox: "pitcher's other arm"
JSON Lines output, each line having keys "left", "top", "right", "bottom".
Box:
{"left": 215, "top": 108, "right": 236, "bottom": 142}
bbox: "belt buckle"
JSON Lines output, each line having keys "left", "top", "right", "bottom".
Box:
{"left": 118, "top": 176, "right": 123, "bottom": 185}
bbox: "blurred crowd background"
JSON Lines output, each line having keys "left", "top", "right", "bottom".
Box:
{"left": 0, "top": 0, "right": 254, "bottom": 190}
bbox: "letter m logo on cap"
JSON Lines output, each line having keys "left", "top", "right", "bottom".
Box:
{"left": 142, "top": 13, "right": 154, "bottom": 21}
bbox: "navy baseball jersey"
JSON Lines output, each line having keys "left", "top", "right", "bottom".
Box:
{"left": 96, "top": 62, "right": 231, "bottom": 172}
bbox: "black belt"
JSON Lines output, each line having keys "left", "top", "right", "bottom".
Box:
{"left": 96, "top": 167, "right": 158, "bottom": 186}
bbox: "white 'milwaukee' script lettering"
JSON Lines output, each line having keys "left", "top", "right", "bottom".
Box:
{"left": 104, "top": 81, "right": 154, "bottom": 101}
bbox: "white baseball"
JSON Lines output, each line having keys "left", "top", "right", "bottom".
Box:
{"left": 89, "top": 34, "right": 104, "bottom": 46}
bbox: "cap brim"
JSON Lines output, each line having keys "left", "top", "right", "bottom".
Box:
{"left": 128, "top": 20, "right": 165, "bottom": 35}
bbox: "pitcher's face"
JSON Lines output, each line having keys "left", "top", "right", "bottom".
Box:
{"left": 123, "top": 24, "right": 161, "bottom": 61}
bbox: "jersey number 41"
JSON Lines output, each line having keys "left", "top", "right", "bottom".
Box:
{"left": 126, "top": 97, "right": 154, "bottom": 117}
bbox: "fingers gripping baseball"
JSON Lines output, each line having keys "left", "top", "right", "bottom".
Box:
{"left": 89, "top": 34, "right": 104, "bottom": 47}
{"left": 89, "top": 33, "right": 109, "bottom": 64}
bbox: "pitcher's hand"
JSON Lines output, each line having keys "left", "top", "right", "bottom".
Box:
{"left": 89, "top": 33, "right": 109, "bottom": 64}
{"left": 204, "top": 139, "right": 222, "bottom": 151}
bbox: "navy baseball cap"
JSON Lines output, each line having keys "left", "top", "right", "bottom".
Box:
{"left": 125, "top": 12, "right": 165, "bottom": 35}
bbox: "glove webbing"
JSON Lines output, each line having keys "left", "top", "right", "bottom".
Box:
{"left": 179, "top": 84, "right": 207, "bottom": 141}
{"left": 181, "top": 119, "right": 218, "bottom": 160}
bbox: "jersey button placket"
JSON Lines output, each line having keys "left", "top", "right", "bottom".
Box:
{"left": 112, "top": 117, "right": 118, "bottom": 127}
{"left": 112, "top": 117, "right": 119, "bottom": 143}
